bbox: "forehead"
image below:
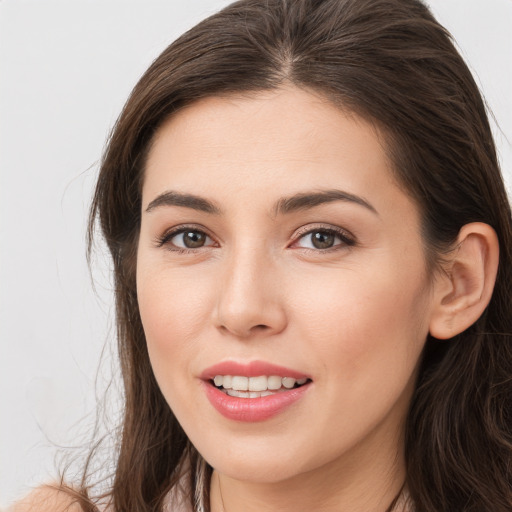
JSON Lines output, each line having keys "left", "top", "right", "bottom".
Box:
{"left": 142, "top": 86, "right": 410, "bottom": 219}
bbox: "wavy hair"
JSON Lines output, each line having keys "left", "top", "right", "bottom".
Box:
{"left": 77, "top": 0, "right": 512, "bottom": 510}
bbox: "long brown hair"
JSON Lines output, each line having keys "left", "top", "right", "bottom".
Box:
{"left": 80, "top": 0, "right": 512, "bottom": 510}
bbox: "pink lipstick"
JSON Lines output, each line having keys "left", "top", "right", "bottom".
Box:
{"left": 200, "top": 360, "right": 312, "bottom": 422}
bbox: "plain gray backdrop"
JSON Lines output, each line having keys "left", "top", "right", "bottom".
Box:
{"left": 1, "top": 0, "right": 511, "bottom": 507}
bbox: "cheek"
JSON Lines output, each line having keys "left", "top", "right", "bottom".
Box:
{"left": 287, "top": 257, "right": 431, "bottom": 379}
{"left": 282, "top": 259, "right": 431, "bottom": 453}
{"left": 136, "top": 263, "right": 214, "bottom": 374}
{"left": 136, "top": 264, "right": 218, "bottom": 425}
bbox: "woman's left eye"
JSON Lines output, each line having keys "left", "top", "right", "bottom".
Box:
{"left": 294, "top": 228, "right": 355, "bottom": 250}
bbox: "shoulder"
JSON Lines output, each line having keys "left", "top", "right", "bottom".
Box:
{"left": 8, "top": 485, "right": 84, "bottom": 512}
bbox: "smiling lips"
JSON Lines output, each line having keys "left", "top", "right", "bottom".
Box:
{"left": 213, "top": 375, "right": 308, "bottom": 398}
{"left": 201, "top": 361, "right": 312, "bottom": 422}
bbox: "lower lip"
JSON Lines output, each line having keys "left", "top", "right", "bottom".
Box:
{"left": 203, "top": 381, "right": 311, "bottom": 422}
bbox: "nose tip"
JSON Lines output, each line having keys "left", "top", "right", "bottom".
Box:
{"left": 215, "top": 298, "right": 287, "bottom": 339}
{"left": 213, "top": 260, "right": 287, "bottom": 339}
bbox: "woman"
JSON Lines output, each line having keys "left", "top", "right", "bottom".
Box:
{"left": 13, "top": 0, "right": 512, "bottom": 510}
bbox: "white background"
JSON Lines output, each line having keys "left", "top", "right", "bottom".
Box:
{"left": 1, "top": 0, "right": 511, "bottom": 508}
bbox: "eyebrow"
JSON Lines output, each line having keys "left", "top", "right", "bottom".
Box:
{"left": 145, "top": 189, "right": 378, "bottom": 216}
{"left": 145, "top": 191, "right": 221, "bottom": 214}
{"left": 274, "top": 189, "right": 378, "bottom": 216}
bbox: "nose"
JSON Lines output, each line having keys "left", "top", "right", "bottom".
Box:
{"left": 213, "top": 248, "right": 287, "bottom": 339}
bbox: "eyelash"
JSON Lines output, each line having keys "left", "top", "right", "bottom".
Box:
{"left": 155, "top": 225, "right": 216, "bottom": 254}
{"left": 155, "top": 224, "right": 356, "bottom": 254}
{"left": 291, "top": 225, "right": 356, "bottom": 252}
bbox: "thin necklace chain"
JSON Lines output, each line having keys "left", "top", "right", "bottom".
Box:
{"left": 219, "top": 476, "right": 226, "bottom": 512}
{"left": 214, "top": 478, "right": 406, "bottom": 512}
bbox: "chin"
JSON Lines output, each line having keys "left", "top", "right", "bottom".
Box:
{"left": 192, "top": 430, "right": 331, "bottom": 485}
{"left": 188, "top": 432, "right": 295, "bottom": 482}
{"left": 208, "top": 455, "right": 305, "bottom": 484}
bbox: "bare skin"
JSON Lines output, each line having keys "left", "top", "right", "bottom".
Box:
{"left": 138, "top": 86, "right": 498, "bottom": 512}
{"left": 138, "top": 86, "right": 434, "bottom": 512}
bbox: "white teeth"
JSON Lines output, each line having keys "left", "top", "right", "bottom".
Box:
{"left": 267, "top": 375, "right": 282, "bottom": 390}
{"left": 282, "top": 377, "right": 296, "bottom": 389}
{"left": 249, "top": 376, "right": 267, "bottom": 391}
{"left": 226, "top": 389, "right": 245, "bottom": 398}
{"left": 231, "top": 376, "right": 249, "bottom": 391}
{"left": 226, "top": 389, "right": 276, "bottom": 398}
{"left": 213, "top": 374, "right": 308, "bottom": 393}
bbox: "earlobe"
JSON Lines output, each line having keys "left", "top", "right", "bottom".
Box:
{"left": 429, "top": 223, "right": 499, "bottom": 340}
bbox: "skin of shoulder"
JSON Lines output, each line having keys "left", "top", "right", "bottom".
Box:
{"left": 8, "top": 485, "right": 83, "bottom": 512}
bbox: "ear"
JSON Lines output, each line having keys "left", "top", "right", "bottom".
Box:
{"left": 429, "top": 222, "right": 499, "bottom": 340}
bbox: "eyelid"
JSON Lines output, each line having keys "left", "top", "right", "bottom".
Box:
{"left": 290, "top": 223, "right": 356, "bottom": 250}
{"left": 154, "top": 224, "right": 218, "bottom": 250}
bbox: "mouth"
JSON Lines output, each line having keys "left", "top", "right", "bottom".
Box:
{"left": 201, "top": 361, "right": 312, "bottom": 421}
{"left": 210, "top": 375, "right": 311, "bottom": 398}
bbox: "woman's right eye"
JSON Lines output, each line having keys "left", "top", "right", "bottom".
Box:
{"left": 159, "top": 228, "right": 215, "bottom": 250}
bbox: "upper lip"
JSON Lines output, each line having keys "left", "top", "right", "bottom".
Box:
{"left": 200, "top": 360, "right": 311, "bottom": 380}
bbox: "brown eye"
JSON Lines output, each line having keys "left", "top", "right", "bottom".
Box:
{"left": 311, "top": 231, "right": 336, "bottom": 249}
{"left": 295, "top": 228, "right": 355, "bottom": 250}
{"left": 183, "top": 231, "right": 206, "bottom": 248}
{"left": 168, "top": 229, "right": 213, "bottom": 249}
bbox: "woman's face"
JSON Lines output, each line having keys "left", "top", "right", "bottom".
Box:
{"left": 137, "top": 87, "right": 435, "bottom": 484}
